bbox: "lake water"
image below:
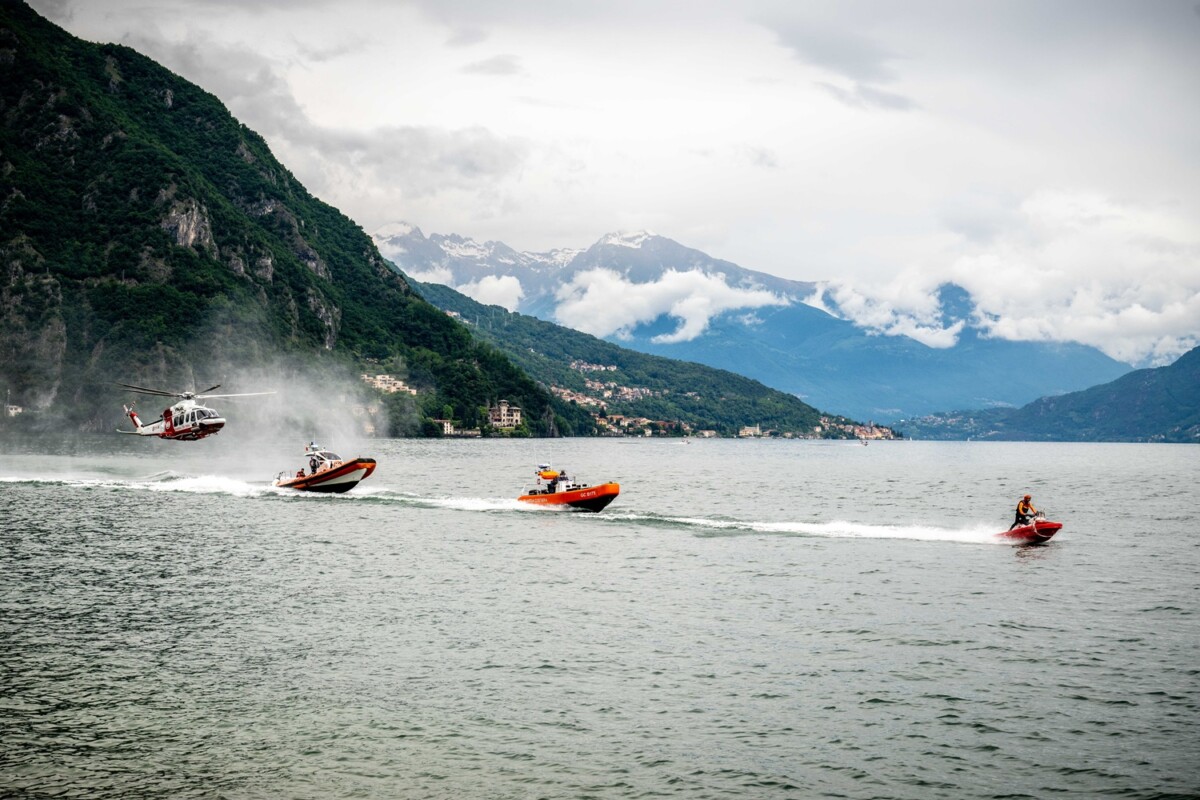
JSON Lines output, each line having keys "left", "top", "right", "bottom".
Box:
{"left": 1, "top": 436, "right": 1197, "bottom": 799}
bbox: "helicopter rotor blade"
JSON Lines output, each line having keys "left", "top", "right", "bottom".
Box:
{"left": 196, "top": 391, "right": 277, "bottom": 399}
{"left": 198, "top": 383, "right": 222, "bottom": 395}
{"left": 115, "top": 382, "right": 180, "bottom": 397}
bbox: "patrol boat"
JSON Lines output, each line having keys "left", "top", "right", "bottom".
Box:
{"left": 518, "top": 465, "right": 620, "bottom": 512}
{"left": 274, "top": 442, "right": 377, "bottom": 494}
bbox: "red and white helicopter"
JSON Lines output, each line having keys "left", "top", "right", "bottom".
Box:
{"left": 116, "top": 382, "right": 274, "bottom": 441}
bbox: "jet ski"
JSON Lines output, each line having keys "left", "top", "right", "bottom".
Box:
{"left": 518, "top": 465, "right": 619, "bottom": 512}
{"left": 274, "top": 442, "right": 376, "bottom": 494}
{"left": 996, "top": 513, "right": 1062, "bottom": 543}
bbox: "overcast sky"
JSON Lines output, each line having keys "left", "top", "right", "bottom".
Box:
{"left": 31, "top": 0, "right": 1200, "bottom": 365}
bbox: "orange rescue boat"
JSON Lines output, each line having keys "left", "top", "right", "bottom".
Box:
{"left": 274, "top": 442, "right": 376, "bottom": 494}
{"left": 518, "top": 465, "right": 619, "bottom": 512}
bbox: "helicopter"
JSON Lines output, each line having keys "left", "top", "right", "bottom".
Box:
{"left": 116, "top": 382, "right": 274, "bottom": 441}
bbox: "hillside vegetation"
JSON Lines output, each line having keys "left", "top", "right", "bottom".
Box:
{"left": 0, "top": 1, "right": 591, "bottom": 435}
{"left": 414, "top": 281, "right": 871, "bottom": 437}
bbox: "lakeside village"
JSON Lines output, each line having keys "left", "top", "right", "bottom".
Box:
{"left": 360, "top": 361, "right": 897, "bottom": 440}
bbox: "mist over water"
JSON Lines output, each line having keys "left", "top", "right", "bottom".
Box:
{"left": 1, "top": 437, "right": 1197, "bottom": 799}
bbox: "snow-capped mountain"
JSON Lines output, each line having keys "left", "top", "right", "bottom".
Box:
{"left": 374, "top": 223, "right": 577, "bottom": 310}
{"left": 374, "top": 223, "right": 1131, "bottom": 421}
{"left": 374, "top": 224, "right": 815, "bottom": 319}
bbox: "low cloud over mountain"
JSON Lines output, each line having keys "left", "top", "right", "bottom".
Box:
{"left": 373, "top": 224, "right": 1133, "bottom": 421}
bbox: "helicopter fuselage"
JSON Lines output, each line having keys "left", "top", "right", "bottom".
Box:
{"left": 123, "top": 398, "right": 225, "bottom": 440}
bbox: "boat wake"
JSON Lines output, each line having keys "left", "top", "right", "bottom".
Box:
{"left": 3, "top": 475, "right": 1010, "bottom": 543}
{"left": 595, "top": 511, "right": 1006, "bottom": 544}
{"left": 1, "top": 472, "right": 279, "bottom": 497}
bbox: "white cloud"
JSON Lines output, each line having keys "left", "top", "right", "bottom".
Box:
{"left": 823, "top": 279, "right": 964, "bottom": 349}
{"left": 553, "top": 268, "right": 787, "bottom": 342}
{"left": 461, "top": 54, "right": 522, "bottom": 75}
{"left": 826, "top": 190, "right": 1200, "bottom": 364}
{"left": 456, "top": 275, "right": 525, "bottom": 311}
{"left": 401, "top": 266, "right": 454, "bottom": 285}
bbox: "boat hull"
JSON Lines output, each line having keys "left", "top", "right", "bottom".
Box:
{"left": 275, "top": 458, "right": 377, "bottom": 493}
{"left": 996, "top": 519, "right": 1062, "bottom": 543}
{"left": 519, "top": 482, "right": 620, "bottom": 512}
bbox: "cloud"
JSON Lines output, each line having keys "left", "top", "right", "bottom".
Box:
{"left": 553, "top": 268, "right": 787, "bottom": 342}
{"left": 300, "top": 37, "right": 367, "bottom": 63}
{"left": 761, "top": 14, "right": 900, "bottom": 84}
{"left": 821, "top": 280, "right": 965, "bottom": 349}
{"left": 96, "top": 26, "right": 530, "bottom": 215}
{"left": 826, "top": 190, "right": 1200, "bottom": 365}
{"left": 744, "top": 146, "right": 780, "bottom": 169}
{"left": 457, "top": 274, "right": 525, "bottom": 310}
{"left": 763, "top": 10, "right": 917, "bottom": 112}
{"left": 297, "top": 125, "right": 529, "bottom": 199}
{"left": 445, "top": 27, "right": 488, "bottom": 47}
{"left": 815, "top": 81, "right": 916, "bottom": 111}
{"left": 462, "top": 54, "right": 522, "bottom": 75}
{"left": 401, "top": 266, "right": 454, "bottom": 285}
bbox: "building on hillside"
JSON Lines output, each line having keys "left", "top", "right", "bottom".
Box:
{"left": 738, "top": 424, "right": 762, "bottom": 438}
{"left": 570, "top": 360, "right": 618, "bottom": 372}
{"left": 5, "top": 404, "right": 23, "bottom": 417}
{"left": 361, "top": 373, "right": 418, "bottom": 395}
{"left": 432, "top": 418, "right": 482, "bottom": 437}
{"left": 488, "top": 400, "right": 522, "bottom": 429}
{"left": 550, "top": 385, "right": 606, "bottom": 408}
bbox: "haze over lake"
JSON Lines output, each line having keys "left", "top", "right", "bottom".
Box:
{"left": 2, "top": 437, "right": 1197, "bottom": 799}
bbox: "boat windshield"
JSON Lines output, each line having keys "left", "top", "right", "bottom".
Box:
{"left": 319, "top": 451, "right": 341, "bottom": 461}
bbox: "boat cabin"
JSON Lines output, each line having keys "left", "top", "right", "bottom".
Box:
{"left": 527, "top": 464, "right": 586, "bottom": 495}
{"left": 304, "top": 443, "right": 343, "bottom": 474}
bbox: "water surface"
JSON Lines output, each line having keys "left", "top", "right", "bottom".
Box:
{"left": 2, "top": 438, "right": 1197, "bottom": 798}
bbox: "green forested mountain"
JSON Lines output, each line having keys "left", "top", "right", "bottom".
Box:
{"left": 898, "top": 345, "right": 1200, "bottom": 442}
{"left": 0, "top": 1, "right": 591, "bottom": 435}
{"left": 413, "top": 281, "right": 870, "bottom": 437}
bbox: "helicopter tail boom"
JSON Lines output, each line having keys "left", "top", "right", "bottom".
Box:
{"left": 118, "top": 403, "right": 157, "bottom": 436}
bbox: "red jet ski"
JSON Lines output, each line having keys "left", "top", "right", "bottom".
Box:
{"left": 274, "top": 442, "right": 376, "bottom": 494}
{"left": 519, "top": 465, "right": 619, "bottom": 512}
{"left": 997, "top": 513, "right": 1063, "bottom": 543}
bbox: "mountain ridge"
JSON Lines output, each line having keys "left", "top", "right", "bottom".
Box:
{"left": 373, "top": 223, "right": 1131, "bottom": 421}
{"left": 897, "top": 345, "right": 1200, "bottom": 442}
{"left": 411, "top": 279, "right": 892, "bottom": 439}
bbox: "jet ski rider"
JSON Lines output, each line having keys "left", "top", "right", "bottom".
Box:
{"left": 1009, "top": 494, "right": 1037, "bottom": 530}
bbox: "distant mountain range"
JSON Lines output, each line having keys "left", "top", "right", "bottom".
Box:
{"left": 412, "top": 280, "right": 889, "bottom": 438}
{"left": 897, "top": 345, "right": 1200, "bottom": 442}
{"left": 375, "top": 225, "right": 1132, "bottom": 422}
